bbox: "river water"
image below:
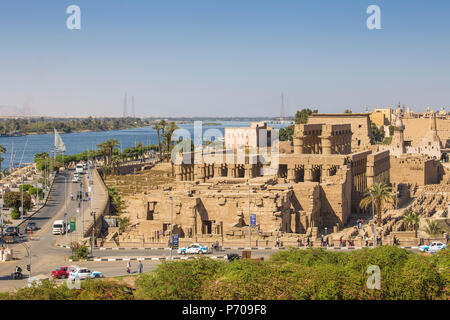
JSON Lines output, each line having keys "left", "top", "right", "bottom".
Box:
{"left": 0, "top": 121, "right": 289, "bottom": 168}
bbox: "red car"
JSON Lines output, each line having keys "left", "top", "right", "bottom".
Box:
{"left": 51, "top": 266, "right": 77, "bottom": 279}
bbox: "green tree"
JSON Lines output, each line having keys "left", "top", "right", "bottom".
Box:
{"left": 359, "top": 183, "right": 395, "bottom": 227}
{"left": 295, "top": 108, "right": 318, "bottom": 124}
{"left": 0, "top": 145, "right": 6, "bottom": 174}
{"left": 422, "top": 219, "right": 442, "bottom": 236}
{"left": 165, "top": 122, "right": 179, "bottom": 154}
{"left": 279, "top": 126, "right": 294, "bottom": 141}
{"left": 3, "top": 191, "right": 32, "bottom": 213}
{"left": 371, "top": 123, "right": 384, "bottom": 143}
{"left": 152, "top": 122, "right": 163, "bottom": 160}
{"left": 404, "top": 210, "right": 420, "bottom": 238}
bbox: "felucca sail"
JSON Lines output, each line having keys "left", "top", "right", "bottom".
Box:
{"left": 54, "top": 129, "right": 66, "bottom": 153}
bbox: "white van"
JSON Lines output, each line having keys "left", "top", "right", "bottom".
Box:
{"left": 52, "top": 220, "right": 66, "bottom": 235}
{"left": 75, "top": 164, "right": 84, "bottom": 174}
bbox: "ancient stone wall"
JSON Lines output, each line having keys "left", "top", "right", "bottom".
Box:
{"left": 403, "top": 118, "right": 450, "bottom": 147}
{"left": 390, "top": 155, "right": 442, "bottom": 186}
{"left": 307, "top": 114, "right": 372, "bottom": 152}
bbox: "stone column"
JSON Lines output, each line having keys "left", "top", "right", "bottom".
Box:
{"left": 321, "top": 136, "right": 332, "bottom": 155}
{"left": 287, "top": 166, "right": 296, "bottom": 183}
{"left": 304, "top": 165, "right": 313, "bottom": 182}
{"left": 293, "top": 136, "right": 304, "bottom": 154}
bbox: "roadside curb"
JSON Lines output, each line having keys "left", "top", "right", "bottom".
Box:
{"left": 93, "top": 245, "right": 419, "bottom": 251}
{"left": 68, "top": 255, "right": 227, "bottom": 262}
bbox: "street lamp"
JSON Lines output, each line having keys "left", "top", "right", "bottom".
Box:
{"left": 370, "top": 193, "right": 376, "bottom": 248}
{"left": 169, "top": 196, "right": 173, "bottom": 260}
{"left": 20, "top": 243, "right": 31, "bottom": 279}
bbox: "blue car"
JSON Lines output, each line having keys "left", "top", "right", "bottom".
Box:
{"left": 419, "top": 241, "right": 446, "bottom": 253}
{"left": 177, "top": 243, "right": 208, "bottom": 255}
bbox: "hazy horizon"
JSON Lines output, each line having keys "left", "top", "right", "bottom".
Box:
{"left": 1, "top": 0, "right": 450, "bottom": 117}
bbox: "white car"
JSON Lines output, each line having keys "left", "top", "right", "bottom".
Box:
{"left": 68, "top": 267, "right": 104, "bottom": 280}
{"left": 72, "top": 176, "right": 79, "bottom": 183}
{"left": 419, "top": 241, "right": 447, "bottom": 253}
{"left": 177, "top": 243, "right": 208, "bottom": 255}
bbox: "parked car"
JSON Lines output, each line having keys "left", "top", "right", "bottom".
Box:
{"left": 51, "top": 266, "right": 78, "bottom": 279}
{"left": 5, "top": 226, "right": 19, "bottom": 237}
{"left": 68, "top": 267, "right": 103, "bottom": 280}
{"left": 177, "top": 243, "right": 208, "bottom": 255}
{"left": 419, "top": 241, "right": 447, "bottom": 253}
{"left": 25, "top": 222, "right": 38, "bottom": 232}
{"left": 72, "top": 176, "right": 79, "bottom": 183}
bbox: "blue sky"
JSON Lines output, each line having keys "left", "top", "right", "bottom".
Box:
{"left": 0, "top": 0, "right": 449, "bottom": 117}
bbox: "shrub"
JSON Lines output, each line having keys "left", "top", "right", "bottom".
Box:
{"left": 70, "top": 242, "right": 89, "bottom": 260}
{"left": 134, "top": 257, "right": 223, "bottom": 300}
{"left": 10, "top": 208, "right": 20, "bottom": 220}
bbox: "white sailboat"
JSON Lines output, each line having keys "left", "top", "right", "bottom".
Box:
{"left": 54, "top": 129, "right": 66, "bottom": 167}
{"left": 54, "top": 129, "right": 66, "bottom": 153}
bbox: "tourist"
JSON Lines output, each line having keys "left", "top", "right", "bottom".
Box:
{"left": 126, "top": 261, "right": 131, "bottom": 274}
{"left": 339, "top": 236, "right": 343, "bottom": 247}
{"left": 365, "top": 236, "right": 369, "bottom": 247}
{"left": 306, "top": 237, "right": 310, "bottom": 247}
{"left": 320, "top": 234, "right": 324, "bottom": 246}
{"left": 275, "top": 237, "right": 280, "bottom": 248}
{"left": 393, "top": 235, "right": 398, "bottom": 246}
{"left": 138, "top": 261, "right": 143, "bottom": 274}
{"left": 325, "top": 237, "right": 329, "bottom": 247}
{"left": 296, "top": 236, "right": 300, "bottom": 247}
{"left": 445, "top": 233, "right": 449, "bottom": 244}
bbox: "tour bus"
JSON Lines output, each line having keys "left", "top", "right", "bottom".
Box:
{"left": 75, "top": 163, "right": 84, "bottom": 174}
{"left": 52, "top": 220, "right": 66, "bottom": 235}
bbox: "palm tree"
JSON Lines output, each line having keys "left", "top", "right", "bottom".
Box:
{"left": 152, "top": 122, "right": 162, "bottom": 160}
{"left": 111, "top": 154, "right": 122, "bottom": 175}
{"left": 159, "top": 120, "right": 168, "bottom": 160}
{"left": 165, "top": 122, "right": 179, "bottom": 154}
{"left": 0, "top": 144, "right": 6, "bottom": 174}
{"left": 96, "top": 141, "right": 108, "bottom": 166}
{"left": 423, "top": 219, "right": 442, "bottom": 236}
{"left": 105, "top": 139, "right": 120, "bottom": 166}
{"left": 359, "top": 183, "right": 395, "bottom": 227}
{"left": 404, "top": 209, "right": 420, "bottom": 238}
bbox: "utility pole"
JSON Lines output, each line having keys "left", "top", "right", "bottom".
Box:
{"left": 170, "top": 196, "right": 173, "bottom": 260}
{"left": 65, "top": 176, "right": 68, "bottom": 240}
{"left": 21, "top": 173, "right": 24, "bottom": 219}
{"left": 247, "top": 181, "right": 251, "bottom": 250}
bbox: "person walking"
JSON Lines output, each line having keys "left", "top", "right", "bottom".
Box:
{"left": 365, "top": 236, "right": 369, "bottom": 247}
{"left": 306, "top": 237, "right": 310, "bottom": 247}
{"left": 445, "top": 233, "right": 449, "bottom": 244}
{"left": 320, "top": 234, "right": 324, "bottom": 247}
{"left": 339, "top": 236, "right": 343, "bottom": 247}
{"left": 137, "top": 261, "right": 143, "bottom": 274}
{"left": 297, "top": 236, "right": 301, "bottom": 247}
{"left": 393, "top": 235, "right": 398, "bottom": 246}
{"left": 126, "top": 261, "right": 131, "bottom": 274}
{"left": 275, "top": 237, "right": 280, "bottom": 248}
{"left": 325, "top": 237, "right": 329, "bottom": 247}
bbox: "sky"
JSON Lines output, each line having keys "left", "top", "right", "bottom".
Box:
{"left": 0, "top": 0, "right": 449, "bottom": 117}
